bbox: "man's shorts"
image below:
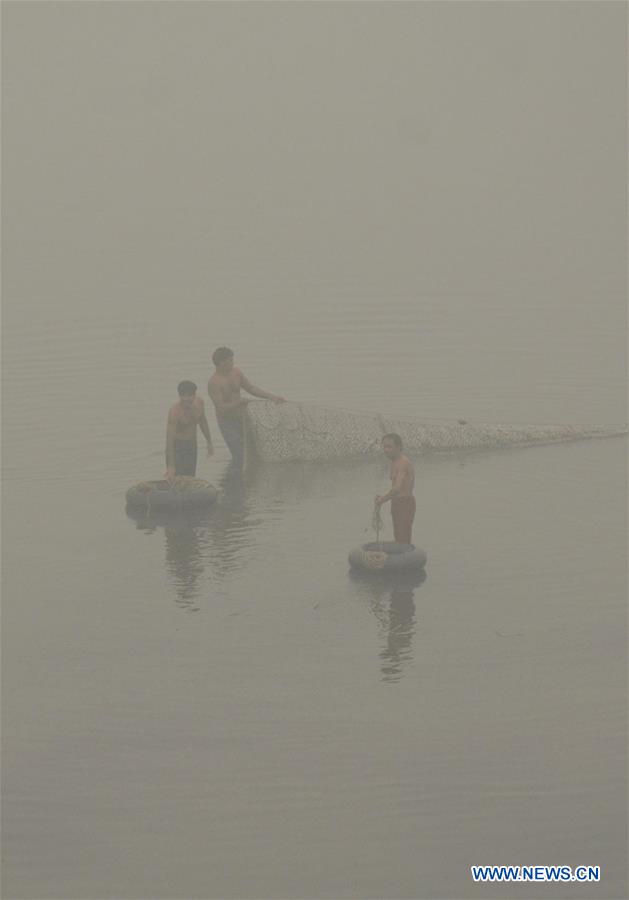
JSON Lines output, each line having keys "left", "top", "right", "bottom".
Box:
{"left": 174, "top": 439, "right": 197, "bottom": 477}
{"left": 391, "top": 496, "right": 416, "bottom": 545}
{"left": 218, "top": 416, "right": 244, "bottom": 468}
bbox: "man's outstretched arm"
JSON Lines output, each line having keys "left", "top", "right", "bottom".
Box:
{"left": 239, "top": 369, "right": 285, "bottom": 403}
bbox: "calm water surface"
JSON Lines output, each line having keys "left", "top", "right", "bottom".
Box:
{"left": 3, "top": 3, "right": 627, "bottom": 897}
{"left": 2, "top": 295, "right": 627, "bottom": 899}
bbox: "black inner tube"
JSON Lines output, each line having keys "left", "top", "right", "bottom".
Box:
{"left": 363, "top": 542, "right": 414, "bottom": 554}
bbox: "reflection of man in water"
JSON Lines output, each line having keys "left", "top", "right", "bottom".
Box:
{"left": 208, "top": 347, "right": 285, "bottom": 468}
{"left": 165, "top": 380, "right": 214, "bottom": 481}
{"left": 164, "top": 518, "right": 205, "bottom": 612}
{"left": 380, "top": 587, "right": 417, "bottom": 682}
{"left": 375, "top": 433, "right": 416, "bottom": 545}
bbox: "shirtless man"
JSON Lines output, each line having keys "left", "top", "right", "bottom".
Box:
{"left": 208, "top": 347, "right": 285, "bottom": 467}
{"left": 165, "top": 380, "right": 214, "bottom": 481}
{"left": 375, "top": 433, "right": 416, "bottom": 545}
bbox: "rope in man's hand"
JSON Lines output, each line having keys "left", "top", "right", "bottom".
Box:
{"left": 371, "top": 501, "right": 384, "bottom": 544}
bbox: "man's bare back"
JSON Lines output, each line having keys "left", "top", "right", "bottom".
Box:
{"left": 389, "top": 455, "right": 415, "bottom": 498}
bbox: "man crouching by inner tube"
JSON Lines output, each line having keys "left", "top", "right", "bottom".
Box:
{"left": 165, "top": 380, "right": 214, "bottom": 481}
{"left": 375, "top": 433, "right": 416, "bottom": 545}
{"left": 208, "top": 346, "right": 286, "bottom": 468}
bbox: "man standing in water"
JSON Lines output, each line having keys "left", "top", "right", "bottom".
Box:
{"left": 165, "top": 380, "right": 214, "bottom": 480}
{"left": 375, "top": 433, "right": 416, "bottom": 545}
{"left": 208, "top": 347, "right": 286, "bottom": 467}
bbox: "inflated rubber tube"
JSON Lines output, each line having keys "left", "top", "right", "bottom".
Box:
{"left": 125, "top": 477, "right": 218, "bottom": 513}
{"left": 348, "top": 565, "right": 427, "bottom": 590}
{"left": 348, "top": 541, "right": 427, "bottom": 574}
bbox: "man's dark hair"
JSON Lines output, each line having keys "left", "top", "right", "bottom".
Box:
{"left": 177, "top": 380, "right": 197, "bottom": 396}
{"left": 382, "top": 433, "right": 403, "bottom": 448}
{"left": 212, "top": 346, "right": 234, "bottom": 366}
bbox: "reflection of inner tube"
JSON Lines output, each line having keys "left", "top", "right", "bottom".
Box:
{"left": 348, "top": 542, "right": 427, "bottom": 575}
{"left": 348, "top": 565, "right": 427, "bottom": 590}
{"left": 125, "top": 504, "right": 215, "bottom": 530}
{"left": 125, "top": 478, "right": 218, "bottom": 513}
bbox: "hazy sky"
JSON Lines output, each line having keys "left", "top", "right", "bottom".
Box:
{"left": 3, "top": 1, "right": 626, "bottom": 308}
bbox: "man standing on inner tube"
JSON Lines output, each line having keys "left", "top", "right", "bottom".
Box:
{"left": 165, "top": 380, "right": 214, "bottom": 481}
{"left": 208, "top": 347, "right": 286, "bottom": 468}
{"left": 375, "top": 433, "right": 416, "bottom": 545}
